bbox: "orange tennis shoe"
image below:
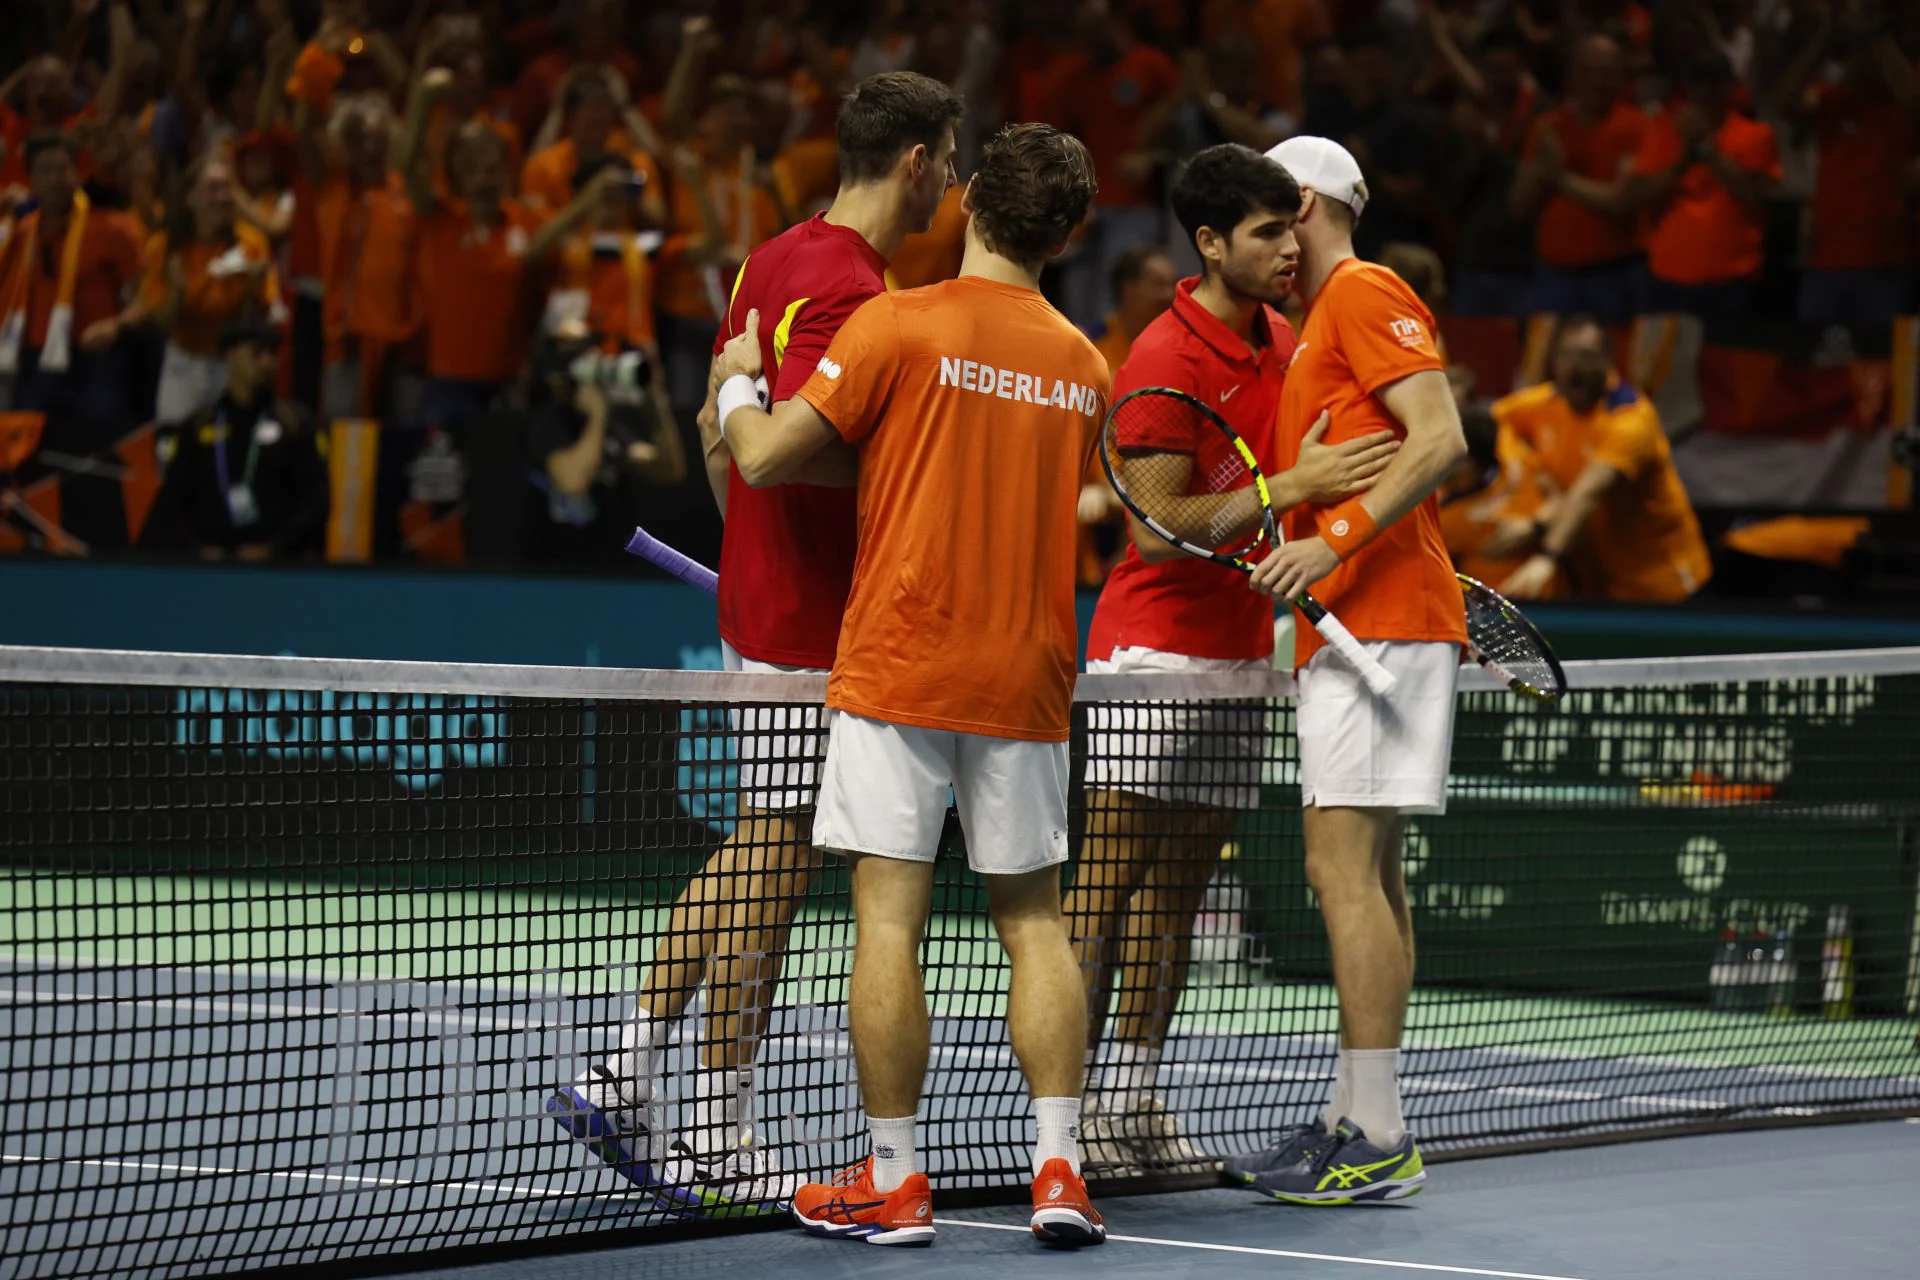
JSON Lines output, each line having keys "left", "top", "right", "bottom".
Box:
{"left": 790, "top": 1156, "right": 936, "bottom": 1247}
{"left": 1029, "top": 1158, "right": 1106, "bottom": 1246}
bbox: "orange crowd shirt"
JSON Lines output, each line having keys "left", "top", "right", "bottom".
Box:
{"left": 411, "top": 198, "right": 541, "bottom": 382}
{"left": 0, "top": 206, "right": 142, "bottom": 347}
{"left": 324, "top": 175, "right": 418, "bottom": 354}
{"left": 1805, "top": 85, "right": 1918, "bottom": 271}
{"left": 1046, "top": 44, "right": 1181, "bottom": 208}
{"left": 654, "top": 155, "right": 782, "bottom": 321}
{"left": 1527, "top": 102, "right": 1649, "bottom": 267}
{"left": 138, "top": 225, "right": 283, "bottom": 356}
{"left": 520, "top": 139, "right": 661, "bottom": 216}
{"left": 1634, "top": 109, "right": 1781, "bottom": 286}
{"left": 552, "top": 229, "right": 657, "bottom": 350}
{"left": 796, "top": 278, "right": 1112, "bottom": 742}
{"left": 1276, "top": 258, "right": 1467, "bottom": 667}
{"left": 887, "top": 186, "right": 967, "bottom": 290}
{"left": 1492, "top": 378, "right": 1710, "bottom": 602}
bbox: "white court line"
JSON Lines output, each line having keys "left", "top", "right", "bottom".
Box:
{"left": 933, "top": 1219, "right": 1590, "bottom": 1280}
{"left": 0, "top": 988, "right": 572, "bottom": 1033}
{"left": 0, "top": 1152, "right": 644, "bottom": 1203}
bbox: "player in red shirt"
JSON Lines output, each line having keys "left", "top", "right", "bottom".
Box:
{"left": 1069, "top": 145, "right": 1399, "bottom": 1175}
{"left": 548, "top": 73, "right": 961, "bottom": 1217}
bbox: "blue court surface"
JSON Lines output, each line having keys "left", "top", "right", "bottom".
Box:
{"left": 395, "top": 1121, "right": 1918, "bottom": 1280}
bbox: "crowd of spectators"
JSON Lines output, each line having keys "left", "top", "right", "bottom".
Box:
{"left": 0, "top": 0, "right": 1914, "bottom": 580}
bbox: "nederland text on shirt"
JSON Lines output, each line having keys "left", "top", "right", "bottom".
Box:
{"left": 935, "top": 356, "right": 1102, "bottom": 416}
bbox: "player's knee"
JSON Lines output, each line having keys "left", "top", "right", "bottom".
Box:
{"left": 1304, "top": 836, "right": 1381, "bottom": 903}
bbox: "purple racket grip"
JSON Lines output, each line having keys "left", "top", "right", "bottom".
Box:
{"left": 625, "top": 526, "right": 718, "bottom": 596}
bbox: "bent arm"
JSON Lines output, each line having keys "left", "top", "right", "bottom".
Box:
{"left": 724, "top": 394, "right": 844, "bottom": 488}
{"left": 1357, "top": 369, "right": 1469, "bottom": 529}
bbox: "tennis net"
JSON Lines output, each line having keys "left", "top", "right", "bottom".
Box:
{"left": 2, "top": 643, "right": 1917, "bottom": 1279}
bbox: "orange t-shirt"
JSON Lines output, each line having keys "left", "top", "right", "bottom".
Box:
{"left": 551, "top": 229, "right": 657, "bottom": 350}
{"left": 412, "top": 198, "right": 541, "bottom": 382}
{"left": 1200, "top": 0, "right": 1327, "bottom": 120}
{"left": 655, "top": 156, "right": 783, "bottom": 321}
{"left": 1277, "top": 258, "right": 1466, "bottom": 666}
{"left": 138, "top": 225, "right": 283, "bottom": 356}
{"left": 1634, "top": 109, "right": 1780, "bottom": 286}
{"left": 1492, "top": 378, "right": 1710, "bottom": 602}
{"left": 1437, "top": 465, "right": 1545, "bottom": 592}
{"left": 324, "top": 175, "right": 418, "bottom": 352}
{"left": 1047, "top": 44, "right": 1181, "bottom": 208}
{"left": 519, "top": 138, "right": 660, "bottom": 215}
{"left": 1527, "top": 102, "right": 1649, "bottom": 267}
{"left": 796, "top": 279, "right": 1113, "bottom": 742}
{"left": 0, "top": 205, "right": 142, "bottom": 347}
{"left": 1806, "top": 85, "right": 1918, "bottom": 271}
{"left": 887, "top": 187, "right": 967, "bottom": 291}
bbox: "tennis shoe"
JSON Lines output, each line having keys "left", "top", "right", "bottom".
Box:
{"left": 1118, "top": 1095, "right": 1218, "bottom": 1173}
{"left": 790, "top": 1155, "right": 936, "bottom": 1246}
{"left": 654, "top": 1133, "right": 798, "bottom": 1217}
{"left": 1078, "top": 1097, "right": 1140, "bottom": 1177}
{"left": 1222, "top": 1117, "right": 1331, "bottom": 1186}
{"left": 1254, "top": 1120, "right": 1424, "bottom": 1205}
{"left": 546, "top": 1066, "right": 666, "bottom": 1192}
{"left": 1029, "top": 1158, "right": 1105, "bottom": 1247}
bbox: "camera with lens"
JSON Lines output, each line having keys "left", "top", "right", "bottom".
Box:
{"left": 530, "top": 324, "right": 653, "bottom": 409}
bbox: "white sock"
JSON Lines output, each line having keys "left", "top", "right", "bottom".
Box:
{"left": 1321, "top": 1047, "right": 1352, "bottom": 1131}
{"left": 1103, "top": 1041, "right": 1159, "bottom": 1112}
{"left": 868, "top": 1115, "right": 917, "bottom": 1193}
{"left": 1344, "top": 1048, "right": 1406, "bottom": 1148}
{"left": 1032, "top": 1096, "right": 1081, "bottom": 1177}
{"left": 688, "top": 1066, "right": 754, "bottom": 1156}
{"left": 606, "top": 1012, "right": 665, "bottom": 1104}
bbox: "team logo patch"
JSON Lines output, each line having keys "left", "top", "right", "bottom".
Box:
{"left": 1389, "top": 317, "right": 1425, "bottom": 349}
{"left": 817, "top": 357, "right": 843, "bottom": 379}
{"left": 1331, "top": 519, "right": 1351, "bottom": 537}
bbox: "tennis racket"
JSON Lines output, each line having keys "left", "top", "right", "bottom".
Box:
{"left": 1458, "top": 574, "right": 1566, "bottom": 704}
{"left": 626, "top": 525, "right": 719, "bottom": 596}
{"left": 1099, "top": 386, "right": 1397, "bottom": 697}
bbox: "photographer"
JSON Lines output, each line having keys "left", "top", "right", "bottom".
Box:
{"left": 526, "top": 333, "right": 685, "bottom": 562}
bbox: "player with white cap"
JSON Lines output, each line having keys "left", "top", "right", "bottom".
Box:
{"left": 1225, "top": 136, "right": 1469, "bottom": 1205}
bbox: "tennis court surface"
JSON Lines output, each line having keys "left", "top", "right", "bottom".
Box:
{"left": 3, "top": 644, "right": 1917, "bottom": 1278}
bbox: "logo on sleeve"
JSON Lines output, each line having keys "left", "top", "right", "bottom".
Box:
{"left": 817, "top": 357, "right": 843, "bottom": 379}
{"left": 1389, "top": 318, "right": 1426, "bottom": 349}
{"left": 1331, "top": 519, "right": 1351, "bottom": 537}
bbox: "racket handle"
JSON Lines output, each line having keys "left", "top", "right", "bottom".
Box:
{"left": 1311, "top": 611, "right": 1398, "bottom": 697}
{"left": 625, "top": 526, "right": 719, "bottom": 596}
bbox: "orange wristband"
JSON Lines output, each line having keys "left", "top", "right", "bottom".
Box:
{"left": 1318, "top": 499, "right": 1379, "bottom": 561}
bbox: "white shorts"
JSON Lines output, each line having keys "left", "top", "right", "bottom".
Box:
{"left": 813, "top": 711, "right": 1070, "bottom": 875}
{"left": 721, "top": 640, "right": 824, "bottom": 812}
{"left": 1297, "top": 640, "right": 1459, "bottom": 815}
{"left": 1083, "top": 647, "right": 1268, "bottom": 811}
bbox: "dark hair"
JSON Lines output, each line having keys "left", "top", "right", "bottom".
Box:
{"left": 968, "top": 122, "right": 1097, "bottom": 269}
{"left": 1110, "top": 244, "right": 1168, "bottom": 298}
{"left": 1169, "top": 144, "right": 1300, "bottom": 265}
{"left": 836, "top": 71, "right": 963, "bottom": 186}
{"left": 23, "top": 131, "right": 76, "bottom": 172}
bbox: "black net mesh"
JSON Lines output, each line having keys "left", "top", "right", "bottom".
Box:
{"left": 2, "top": 648, "right": 1917, "bottom": 1279}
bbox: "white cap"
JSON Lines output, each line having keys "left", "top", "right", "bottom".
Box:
{"left": 1265, "top": 136, "right": 1368, "bottom": 219}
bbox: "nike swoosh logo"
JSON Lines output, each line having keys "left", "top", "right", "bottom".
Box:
{"left": 1219, "top": 386, "right": 1242, "bottom": 402}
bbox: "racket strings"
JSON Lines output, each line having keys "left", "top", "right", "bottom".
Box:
{"left": 1102, "top": 395, "right": 1265, "bottom": 556}
{"left": 1463, "top": 582, "right": 1559, "bottom": 698}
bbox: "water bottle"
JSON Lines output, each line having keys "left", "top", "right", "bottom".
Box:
{"left": 1720, "top": 932, "right": 1751, "bottom": 1013}
{"left": 1767, "top": 927, "right": 1795, "bottom": 1018}
{"left": 1820, "top": 904, "right": 1855, "bottom": 1020}
{"left": 1192, "top": 843, "right": 1248, "bottom": 971}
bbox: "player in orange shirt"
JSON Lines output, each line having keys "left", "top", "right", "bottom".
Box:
{"left": 710, "top": 123, "right": 1111, "bottom": 1248}
{"left": 1236, "top": 137, "right": 1468, "bottom": 1205}
{"left": 1490, "top": 315, "right": 1711, "bottom": 602}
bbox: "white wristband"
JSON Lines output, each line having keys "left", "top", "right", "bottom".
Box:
{"left": 716, "top": 374, "right": 761, "bottom": 440}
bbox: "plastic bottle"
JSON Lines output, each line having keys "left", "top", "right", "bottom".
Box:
{"left": 1709, "top": 927, "right": 1741, "bottom": 1009}
{"left": 1820, "top": 904, "right": 1855, "bottom": 1020}
{"left": 1767, "top": 927, "right": 1795, "bottom": 1018}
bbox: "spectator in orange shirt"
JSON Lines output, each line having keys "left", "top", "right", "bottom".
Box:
{"left": 1490, "top": 314, "right": 1710, "bottom": 601}
{"left": 139, "top": 152, "right": 285, "bottom": 426}
{"left": 521, "top": 72, "right": 666, "bottom": 230}
{"left": 0, "top": 56, "right": 84, "bottom": 197}
{"left": 1512, "top": 34, "right": 1649, "bottom": 326}
{"left": 417, "top": 28, "right": 526, "bottom": 190}
{"left": 0, "top": 133, "right": 144, "bottom": 436}
{"left": 317, "top": 97, "right": 418, "bottom": 424}
{"left": 1437, "top": 406, "right": 1547, "bottom": 593}
{"left": 1092, "top": 244, "right": 1178, "bottom": 371}
{"left": 1769, "top": 3, "right": 1920, "bottom": 326}
{"left": 1624, "top": 54, "right": 1781, "bottom": 323}
{"left": 1046, "top": 2, "right": 1182, "bottom": 330}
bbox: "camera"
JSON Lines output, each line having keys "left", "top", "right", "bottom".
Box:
{"left": 530, "top": 327, "right": 652, "bottom": 407}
